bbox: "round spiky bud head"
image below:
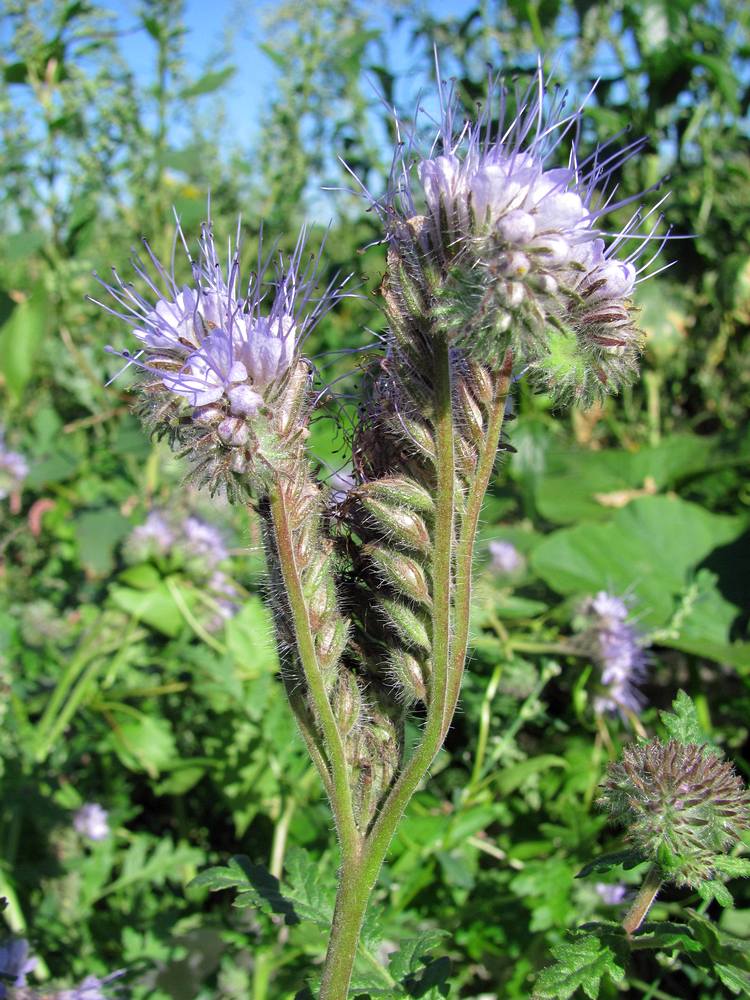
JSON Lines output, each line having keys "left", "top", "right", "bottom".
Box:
{"left": 598, "top": 739, "right": 750, "bottom": 888}
{"left": 92, "top": 218, "right": 345, "bottom": 499}
{"left": 371, "top": 60, "right": 672, "bottom": 405}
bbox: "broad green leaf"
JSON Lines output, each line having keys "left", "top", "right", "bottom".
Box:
{"left": 531, "top": 496, "right": 745, "bottom": 629}
{"left": 179, "top": 66, "right": 235, "bottom": 98}
{"left": 107, "top": 711, "right": 177, "bottom": 778}
{"left": 225, "top": 598, "right": 278, "bottom": 675}
{"left": 74, "top": 507, "right": 131, "bottom": 576}
{"left": 109, "top": 581, "right": 184, "bottom": 638}
{"left": 0, "top": 285, "right": 47, "bottom": 401}
{"left": 714, "top": 857, "right": 750, "bottom": 879}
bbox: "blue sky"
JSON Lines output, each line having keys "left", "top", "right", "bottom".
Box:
{"left": 109, "top": 0, "right": 477, "bottom": 148}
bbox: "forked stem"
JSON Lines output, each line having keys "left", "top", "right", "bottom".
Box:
{"left": 320, "top": 335, "right": 458, "bottom": 999}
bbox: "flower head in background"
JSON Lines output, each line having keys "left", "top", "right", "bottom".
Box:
{"left": 578, "top": 590, "right": 649, "bottom": 719}
{"left": 93, "top": 217, "right": 347, "bottom": 494}
{"left": 377, "top": 58, "right": 671, "bottom": 403}
{"left": 73, "top": 803, "right": 110, "bottom": 842}
{"left": 488, "top": 539, "right": 524, "bottom": 575}
{"left": 0, "top": 938, "right": 37, "bottom": 995}
{"left": 125, "top": 511, "right": 176, "bottom": 562}
{"left": 594, "top": 882, "right": 628, "bottom": 906}
{"left": 599, "top": 739, "right": 750, "bottom": 888}
{"left": 0, "top": 430, "right": 29, "bottom": 502}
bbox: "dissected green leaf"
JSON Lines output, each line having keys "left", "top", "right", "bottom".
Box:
{"left": 190, "top": 856, "right": 299, "bottom": 924}
{"left": 576, "top": 850, "right": 645, "bottom": 879}
{"left": 659, "top": 690, "right": 707, "bottom": 745}
{"left": 533, "top": 928, "right": 627, "bottom": 999}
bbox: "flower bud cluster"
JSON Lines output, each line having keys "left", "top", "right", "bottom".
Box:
{"left": 125, "top": 510, "right": 239, "bottom": 630}
{"left": 94, "top": 222, "right": 343, "bottom": 498}
{"left": 378, "top": 65, "right": 669, "bottom": 403}
{"left": 0, "top": 428, "right": 28, "bottom": 502}
{"left": 599, "top": 739, "right": 750, "bottom": 888}
{"left": 576, "top": 591, "right": 649, "bottom": 719}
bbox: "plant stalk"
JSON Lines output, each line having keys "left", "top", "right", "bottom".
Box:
{"left": 268, "top": 486, "right": 360, "bottom": 863}
{"left": 622, "top": 863, "right": 663, "bottom": 936}
{"left": 319, "top": 334, "right": 457, "bottom": 999}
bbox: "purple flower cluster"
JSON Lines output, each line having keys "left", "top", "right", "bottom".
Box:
{"left": 0, "top": 430, "right": 29, "bottom": 501}
{"left": 125, "top": 511, "right": 239, "bottom": 628}
{"left": 488, "top": 539, "right": 524, "bottom": 574}
{"left": 93, "top": 221, "right": 342, "bottom": 422}
{"left": 583, "top": 591, "right": 649, "bottom": 717}
{"left": 73, "top": 803, "right": 110, "bottom": 842}
{"left": 370, "top": 60, "right": 671, "bottom": 399}
{"left": 0, "top": 938, "right": 36, "bottom": 995}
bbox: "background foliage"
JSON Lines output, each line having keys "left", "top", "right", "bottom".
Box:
{"left": 1, "top": 0, "right": 749, "bottom": 997}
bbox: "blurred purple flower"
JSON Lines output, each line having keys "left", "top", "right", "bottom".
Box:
{"left": 73, "top": 803, "right": 110, "bottom": 842}
{"left": 582, "top": 590, "right": 649, "bottom": 718}
{"left": 0, "top": 938, "right": 37, "bottom": 994}
{"left": 0, "top": 431, "right": 28, "bottom": 501}
{"left": 126, "top": 511, "right": 176, "bottom": 560}
{"left": 595, "top": 882, "right": 628, "bottom": 905}
{"left": 488, "top": 539, "right": 524, "bottom": 574}
{"left": 182, "top": 516, "right": 229, "bottom": 566}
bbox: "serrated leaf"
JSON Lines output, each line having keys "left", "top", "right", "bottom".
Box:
{"left": 190, "top": 855, "right": 300, "bottom": 924}
{"left": 283, "top": 846, "right": 335, "bottom": 927}
{"left": 533, "top": 931, "right": 626, "bottom": 1000}
{"left": 388, "top": 931, "right": 447, "bottom": 984}
{"left": 659, "top": 690, "right": 707, "bottom": 745}
{"left": 715, "top": 962, "right": 750, "bottom": 994}
{"left": 576, "top": 850, "right": 645, "bottom": 879}
{"left": 714, "top": 856, "right": 750, "bottom": 879}
{"left": 698, "top": 880, "right": 734, "bottom": 908}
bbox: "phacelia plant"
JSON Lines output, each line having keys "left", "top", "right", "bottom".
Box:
{"left": 92, "top": 59, "right": 731, "bottom": 1000}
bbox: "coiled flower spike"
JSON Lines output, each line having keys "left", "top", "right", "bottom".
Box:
{"left": 372, "top": 58, "right": 672, "bottom": 403}
{"left": 92, "top": 218, "right": 346, "bottom": 496}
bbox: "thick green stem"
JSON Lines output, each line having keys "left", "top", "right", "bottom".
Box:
{"left": 445, "top": 350, "right": 513, "bottom": 735}
{"left": 269, "top": 487, "right": 360, "bottom": 862}
{"left": 623, "top": 864, "right": 663, "bottom": 936}
{"left": 319, "top": 334, "right": 456, "bottom": 1000}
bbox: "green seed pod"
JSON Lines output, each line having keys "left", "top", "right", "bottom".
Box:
{"left": 357, "top": 477, "right": 435, "bottom": 515}
{"left": 375, "top": 595, "right": 431, "bottom": 651}
{"left": 332, "top": 670, "right": 363, "bottom": 738}
{"left": 316, "top": 617, "right": 350, "bottom": 674}
{"left": 398, "top": 418, "right": 436, "bottom": 461}
{"left": 456, "top": 379, "right": 486, "bottom": 446}
{"left": 387, "top": 648, "right": 430, "bottom": 704}
{"left": 359, "top": 497, "right": 431, "bottom": 553}
{"left": 363, "top": 543, "right": 431, "bottom": 606}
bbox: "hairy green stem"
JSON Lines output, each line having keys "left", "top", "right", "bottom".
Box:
{"left": 445, "top": 350, "right": 513, "bottom": 735}
{"left": 268, "top": 487, "right": 360, "bottom": 863}
{"left": 623, "top": 863, "right": 663, "bottom": 936}
{"left": 319, "top": 334, "right": 456, "bottom": 1000}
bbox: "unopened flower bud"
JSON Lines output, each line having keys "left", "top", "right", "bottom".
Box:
{"left": 218, "top": 416, "right": 250, "bottom": 447}
{"left": 227, "top": 384, "right": 263, "bottom": 416}
{"left": 376, "top": 595, "right": 431, "bottom": 651}
{"left": 333, "top": 671, "right": 363, "bottom": 738}
{"left": 497, "top": 210, "right": 535, "bottom": 245}
{"left": 599, "top": 739, "right": 750, "bottom": 888}
{"left": 364, "top": 543, "right": 431, "bottom": 606}
{"left": 387, "top": 648, "right": 430, "bottom": 704}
